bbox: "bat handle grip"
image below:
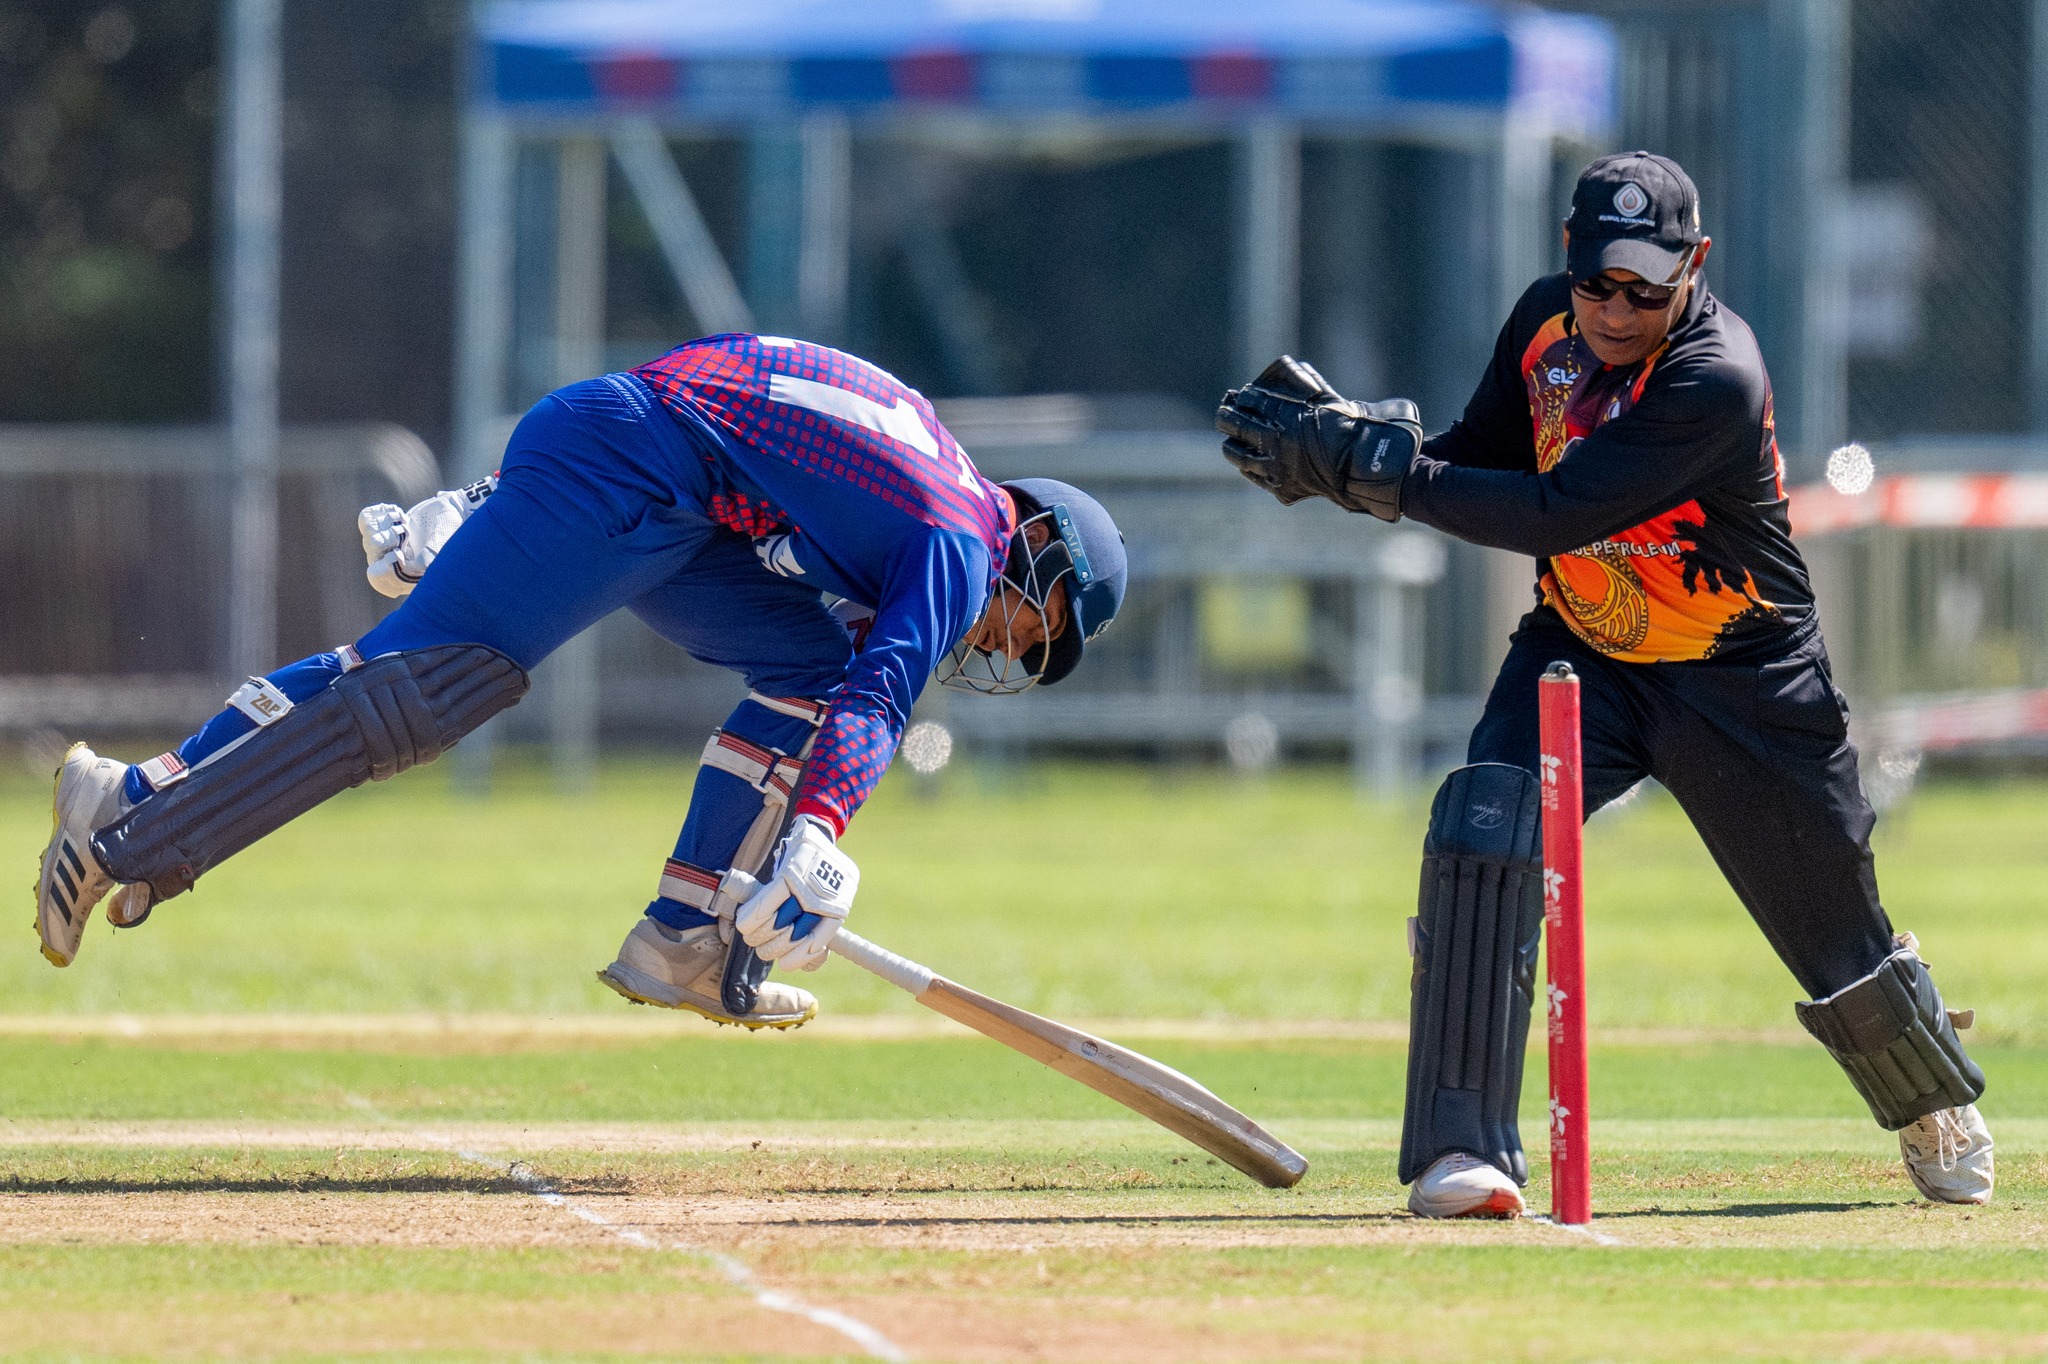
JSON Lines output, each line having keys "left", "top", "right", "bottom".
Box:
{"left": 829, "top": 928, "right": 935, "bottom": 998}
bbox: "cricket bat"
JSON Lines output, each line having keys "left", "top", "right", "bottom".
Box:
{"left": 829, "top": 928, "right": 1308, "bottom": 1189}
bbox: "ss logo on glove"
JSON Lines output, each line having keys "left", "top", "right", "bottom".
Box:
{"left": 735, "top": 815, "right": 858, "bottom": 972}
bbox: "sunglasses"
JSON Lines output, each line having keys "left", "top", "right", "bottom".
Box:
{"left": 1570, "top": 260, "right": 1693, "bottom": 311}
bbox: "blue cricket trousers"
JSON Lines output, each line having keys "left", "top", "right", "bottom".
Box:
{"left": 136, "top": 375, "right": 855, "bottom": 927}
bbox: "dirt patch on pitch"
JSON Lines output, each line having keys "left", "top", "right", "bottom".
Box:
{"left": 0, "top": 1184, "right": 1570, "bottom": 1255}
{"left": 0, "top": 1189, "right": 1499, "bottom": 1363}
{"left": 0, "top": 1190, "right": 614, "bottom": 1248}
{"left": 7, "top": 1182, "right": 2046, "bottom": 1363}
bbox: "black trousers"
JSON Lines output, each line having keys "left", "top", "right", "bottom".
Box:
{"left": 1468, "top": 607, "right": 1894, "bottom": 999}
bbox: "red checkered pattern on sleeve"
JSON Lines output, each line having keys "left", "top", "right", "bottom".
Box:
{"left": 632, "top": 334, "right": 1011, "bottom": 549}
{"left": 791, "top": 706, "right": 895, "bottom": 837}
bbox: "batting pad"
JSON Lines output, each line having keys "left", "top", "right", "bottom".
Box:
{"left": 94, "top": 644, "right": 528, "bottom": 901}
{"left": 1796, "top": 949, "right": 1986, "bottom": 1130}
{"left": 1399, "top": 763, "right": 1546, "bottom": 1187}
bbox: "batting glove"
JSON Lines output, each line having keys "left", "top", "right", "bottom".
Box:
{"left": 734, "top": 815, "right": 858, "bottom": 972}
{"left": 357, "top": 476, "right": 498, "bottom": 599}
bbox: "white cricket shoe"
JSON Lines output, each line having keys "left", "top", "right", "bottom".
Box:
{"left": 34, "top": 743, "right": 132, "bottom": 967}
{"left": 597, "top": 918, "right": 817, "bottom": 1030}
{"left": 1407, "top": 1151, "right": 1526, "bottom": 1219}
{"left": 1900, "top": 1103, "right": 1994, "bottom": 1205}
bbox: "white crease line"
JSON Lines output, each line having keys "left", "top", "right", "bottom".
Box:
{"left": 343, "top": 1097, "right": 906, "bottom": 1361}
{"left": 1527, "top": 1213, "right": 1621, "bottom": 1246}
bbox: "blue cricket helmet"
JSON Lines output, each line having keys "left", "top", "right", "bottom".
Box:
{"left": 1002, "top": 478, "right": 1127, "bottom": 686}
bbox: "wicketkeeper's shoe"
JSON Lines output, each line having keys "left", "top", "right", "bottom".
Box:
{"left": 1407, "top": 1151, "right": 1526, "bottom": 1219}
{"left": 596, "top": 918, "right": 817, "bottom": 1030}
{"left": 1899, "top": 1102, "right": 1994, "bottom": 1205}
{"left": 34, "top": 743, "right": 133, "bottom": 967}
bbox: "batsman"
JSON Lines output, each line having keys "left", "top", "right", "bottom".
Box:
{"left": 36, "top": 333, "right": 1126, "bottom": 1028}
{"left": 1218, "top": 152, "right": 1990, "bottom": 1216}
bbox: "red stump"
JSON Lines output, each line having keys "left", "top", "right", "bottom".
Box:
{"left": 1539, "top": 661, "right": 1591, "bottom": 1225}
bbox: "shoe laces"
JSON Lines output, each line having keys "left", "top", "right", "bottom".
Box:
{"left": 1924, "top": 1108, "right": 1973, "bottom": 1172}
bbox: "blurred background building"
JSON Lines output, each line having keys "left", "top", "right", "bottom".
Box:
{"left": 3, "top": 0, "right": 2046, "bottom": 790}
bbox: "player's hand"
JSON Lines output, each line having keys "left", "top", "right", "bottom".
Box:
{"left": 734, "top": 815, "right": 858, "bottom": 972}
{"left": 1217, "top": 356, "right": 1421, "bottom": 523}
{"left": 356, "top": 477, "right": 498, "bottom": 599}
{"left": 358, "top": 503, "right": 419, "bottom": 598}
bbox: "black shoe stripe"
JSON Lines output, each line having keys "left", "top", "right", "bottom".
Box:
{"left": 61, "top": 840, "right": 85, "bottom": 879}
{"left": 53, "top": 860, "right": 77, "bottom": 902}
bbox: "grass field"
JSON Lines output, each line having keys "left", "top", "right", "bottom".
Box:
{"left": 1, "top": 754, "right": 2045, "bottom": 1361}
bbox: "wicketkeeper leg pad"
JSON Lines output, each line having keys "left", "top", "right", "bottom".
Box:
{"left": 93, "top": 645, "right": 528, "bottom": 900}
{"left": 1399, "top": 763, "right": 1547, "bottom": 1187}
{"left": 1795, "top": 946, "right": 1986, "bottom": 1130}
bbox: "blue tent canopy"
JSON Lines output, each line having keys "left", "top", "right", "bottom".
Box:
{"left": 479, "top": 0, "right": 1612, "bottom": 134}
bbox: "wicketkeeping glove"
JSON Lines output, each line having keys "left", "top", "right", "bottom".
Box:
{"left": 734, "top": 815, "right": 858, "bottom": 972}
{"left": 358, "top": 476, "right": 498, "bottom": 598}
{"left": 1216, "top": 356, "right": 1422, "bottom": 522}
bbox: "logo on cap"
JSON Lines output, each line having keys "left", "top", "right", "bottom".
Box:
{"left": 1613, "top": 183, "right": 1649, "bottom": 218}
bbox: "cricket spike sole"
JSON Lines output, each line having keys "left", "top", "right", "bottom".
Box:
{"left": 594, "top": 963, "right": 817, "bottom": 1032}
{"left": 829, "top": 928, "right": 1308, "bottom": 1189}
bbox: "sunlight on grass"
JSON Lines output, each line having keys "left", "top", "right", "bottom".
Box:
{"left": 0, "top": 757, "right": 2041, "bottom": 1036}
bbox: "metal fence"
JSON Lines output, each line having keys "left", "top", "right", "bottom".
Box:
{"left": 1845, "top": 0, "right": 2030, "bottom": 440}
{"left": 0, "top": 423, "right": 436, "bottom": 732}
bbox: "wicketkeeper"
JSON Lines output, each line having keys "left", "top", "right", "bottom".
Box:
{"left": 1218, "top": 152, "right": 1990, "bottom": 1214}
{"left": 37, "top": 333, "right": 1126, "bottom": 1029}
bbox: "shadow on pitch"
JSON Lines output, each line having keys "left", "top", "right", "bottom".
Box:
{"left": 725, "top": 1211, "right": 1396, "bottom": 1228}
{"left": 0, "top": 1173, "right": 629, "bottom": 1195}
{"left": 1601, "top": 1200, "right": 1895, "bottom": 1219}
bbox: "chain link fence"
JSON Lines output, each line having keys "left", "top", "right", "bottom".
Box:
{"left": 1846, "top": 0, "right": 2029, "bottom": 440}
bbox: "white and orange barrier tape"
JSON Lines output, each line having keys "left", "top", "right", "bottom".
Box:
{"left": 1792, "top": 473, "right": 2048, "bottom": 537}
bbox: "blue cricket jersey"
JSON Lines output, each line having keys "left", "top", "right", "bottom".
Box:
{"left": 632, "top": 334, "right": 1014, "bottom": 833}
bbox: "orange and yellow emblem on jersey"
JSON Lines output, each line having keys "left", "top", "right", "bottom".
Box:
{"left": 1521, "top": 315, "right": 1775, "bottom": 662}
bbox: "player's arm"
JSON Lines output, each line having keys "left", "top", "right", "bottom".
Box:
{"left": 1400, "top": 364, "right": 1754, "bottom": 557}
{"left": 790, "top": 527, "right": 985, "bottom": 834}
{"left": 734, "top": 528, "right": 987, "bottom": 969}
{"left": 357, "top": 475, "right": 499, "bottom": 598}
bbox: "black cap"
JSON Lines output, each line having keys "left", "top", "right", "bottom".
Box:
{"left": 1564, "top": 151, "right": 1702, "bottom": 286}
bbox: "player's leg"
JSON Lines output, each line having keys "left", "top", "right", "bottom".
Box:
{"left": 36, "top": 648, "right": 368, "bottom": 962}
{"left": 41, "top": 381, "right": 712, "bottom": 965}
{"left": 1651, "top": 633, "right": 1990, "bottom": 1202}
{"left": 597, "top": 534, "right": 854, "bottom": 1029}
{"left": 1402, "top": 612, "right": 1649, "bottom": 1217}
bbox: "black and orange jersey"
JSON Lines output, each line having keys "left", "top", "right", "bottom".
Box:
{"left": 1403, "top": 273, "right": 1811, "bottom": 663}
